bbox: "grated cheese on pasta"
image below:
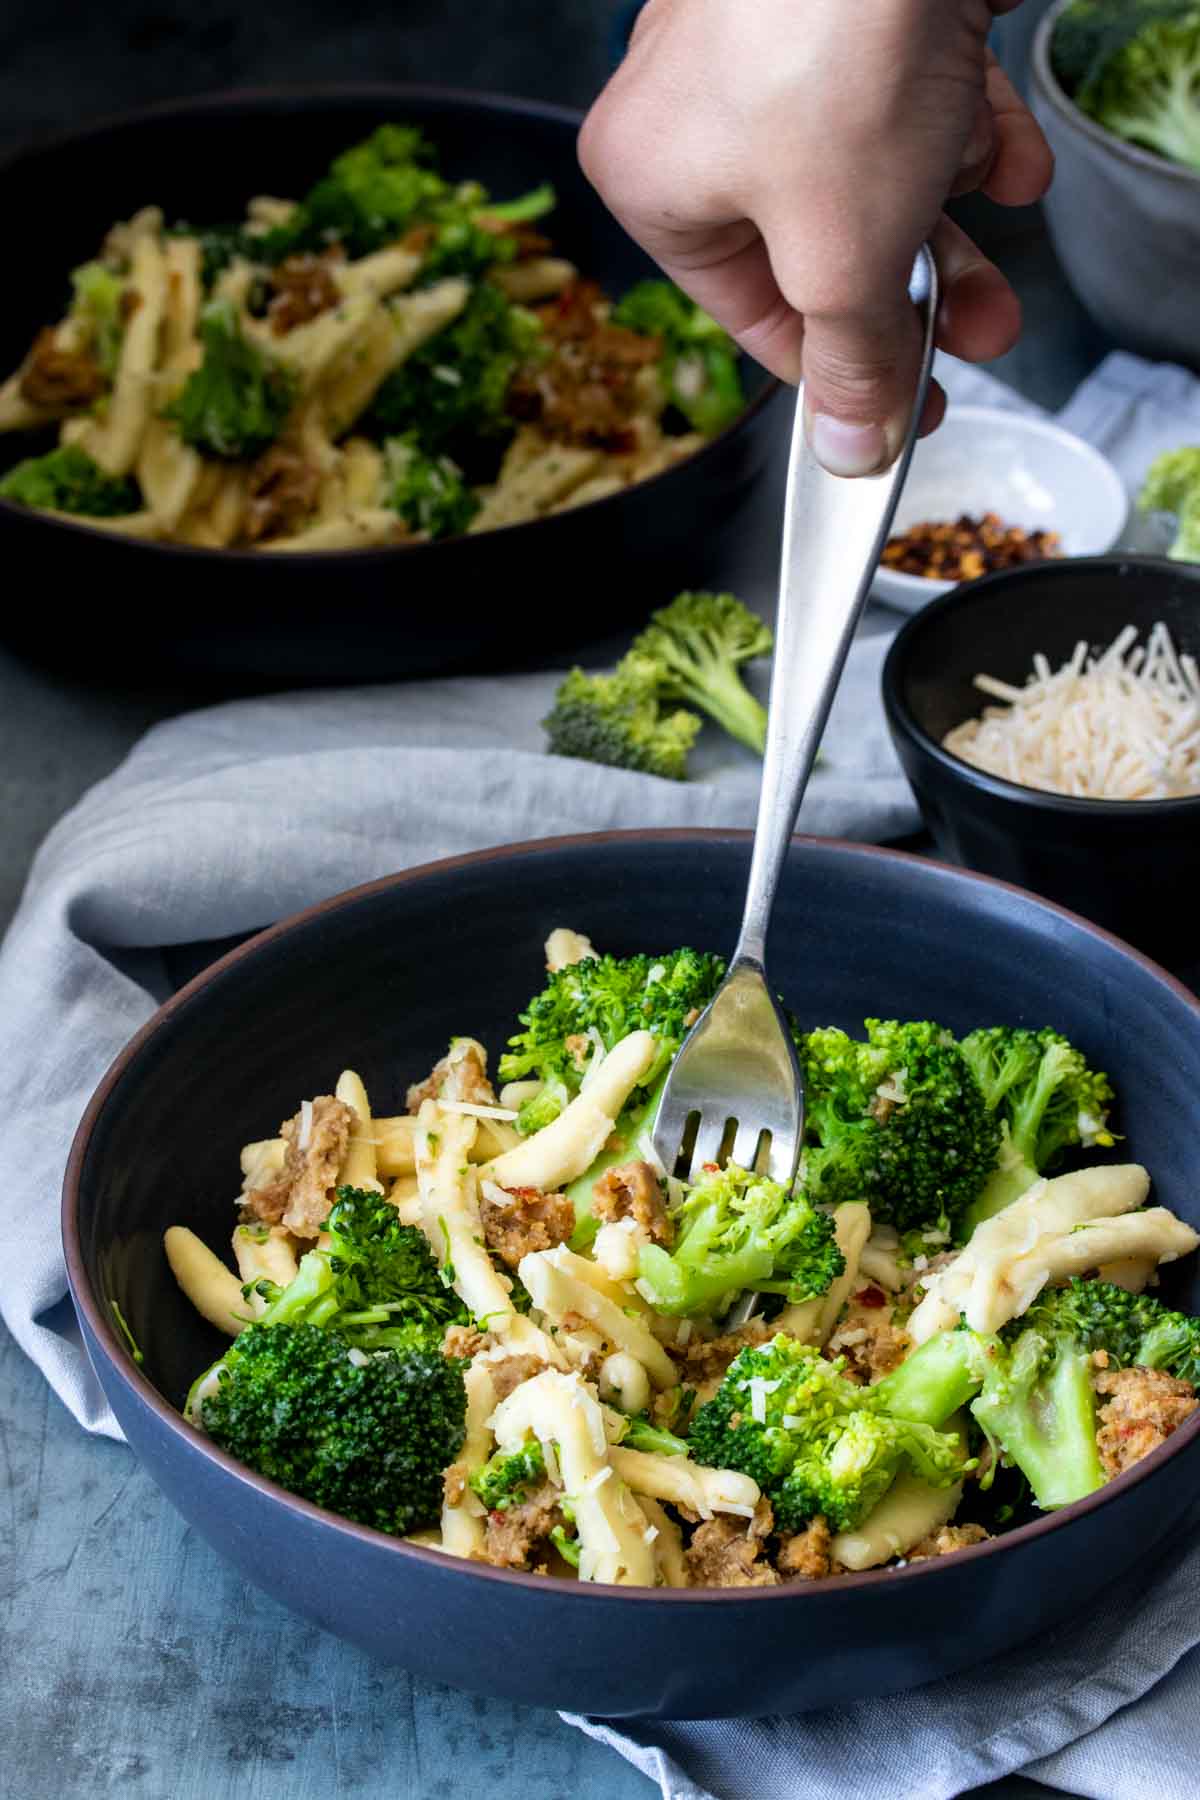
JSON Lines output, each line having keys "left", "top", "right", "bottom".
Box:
{"left": 942, "top": 622, "right": 1200, "bottom": 800}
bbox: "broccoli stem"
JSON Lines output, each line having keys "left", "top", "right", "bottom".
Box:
{"left": 960, "top": 1135, "right": 1041, "bottom": 1236}
{"left": 872, "top": 1329, "right": 991, "bottom": 1427}
{"left": 665, "top": 655, "right": 767, "bottom": 755}
{"left": 971, "top": 1341, "right": 1105, "bottom": 1510}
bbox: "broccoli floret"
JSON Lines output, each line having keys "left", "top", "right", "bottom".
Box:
{"left": 197, "top": 1321, "right": 465, "bottom": 1535}
{"left": 1138, "top": 446, "right": 1200, "bottom": 560}
{"left": 469, "top": 1435, "right": 546, "bottom": 1510}
{"left": 69, "top": 260, "right": 125, "bottom": 377}
{"left": 550, "top": 1523, "right": 582, "bottom": 1566}
{"left": 618, "top": 1414, "right": 690, "bottom": 1456}
{"left": 290, "top": 124, "right": 447, "bottom": 258}
{"left": 169, "top": 298, "right": 295, "bottom": 460}
{"left": 971, "top": 1321, "right": 1105, "bottom": 1511}
{"left": 1078, "top": 12, "right": 1200, "bottom": 171}
{"left": 1020, "top": 1277, "right": 1200, "bottom": 1386}
{"left": 367, "top": 281, "right": 540, "bottom": 456}
{"left": 0, "top": 444, "right": 139, "bottom": 517}
{"left": 319, "top": 1185, "right": 469, "bottom": 1342}
{"left": 636, "top": 1163, "right": 844, "bottom": 1319}
{"left": 1051, "top": 1, "right": 1196, "bottom": 95}
{"left": 798, "top": 1019, "right": 1002, "bottom": 1238}
{"left": 629, "top": 591, "right": 772, "bottom": 755}
{"left": 689, "top": 1335, "right": 969, "bottom": 1531}
{"left": 612, "top": 278, "right": 744, "bottom": 435}
{"left": 381, "top": 434, "right": 478, "bottom": 538}
{"left": 499, "top": 945, "right": 725, "bottom": 1122}
{"left": 958, "top": 1027, "right": 1115, "bottom": 1233}
{"left": 415, "top": 183, "right": 555, "bottom": 285}
{"left": 543, "top": 655, "right": 701, "bottom": 781}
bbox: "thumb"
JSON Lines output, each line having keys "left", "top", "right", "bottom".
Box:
{"left": 801, "top": 300, "right": 924, "bottom": 478}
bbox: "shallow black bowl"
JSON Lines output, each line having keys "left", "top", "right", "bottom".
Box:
{"left": 0, "top": 86, "right": 782, "bottom": 689}
{"left": 64, "top": 831, "right": 1200, "bottom": 1718}
{"left": 882, "top": 555, "right": 1200, "bottom": 962}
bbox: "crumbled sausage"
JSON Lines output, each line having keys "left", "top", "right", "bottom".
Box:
{"left": 406, "top": 1039, "right": 496, "bottom": 1113}
{"left": 242, "top": 1095, "right": 353, "bottom": 1239}
{"left": 826, "top": 1301, "right": 912, "bottom": 1384}
{"left": 668, "top": 1318, "right": 772, "bottom": 1401}
{"left": 442, "top": 1323, "right": 493, "bottom": 1361}
{"left": 1094, "top": 1364, "right": 1198, "bottom": 1478}
{"left": 267, "top": 250, "right": 343, "bottom": 335}
{"left": 907, "top": 1523, "right": 991, "bottom": 1562}
{"left": 443, "top": 1462, "right": 468, "bottom": 1508}
{"left": 481, "top": 1481, "right": 564, "bottom": 1569}
{"left": 775, "top": 1516, "right": 834, "bottom": 1581}
{"left": 485, "top": 1354, "right": 548, "bottom": 1404}
{"left": 242, "top": 444, "right": 322, "bottom": 542}
{"left": 506, "top": 279, "right": 662, "bottom": 450}
{"left": 683, "top": 1498, "right": 778, "bottom": 1588}
{"left": 592, "top": 1160, "right": 674, "bottom": 1247}
{"left": 480, "top": 1185, "right": 575, "bottom": 1270}
{"left": 18, "top": 328, "right": 105, "bottom": 411}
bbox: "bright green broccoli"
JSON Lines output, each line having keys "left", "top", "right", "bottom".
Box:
{"left": 284, "top": 123, "right": 447, "bottom": 259}
{"left": 872, "top": 1325, "right": 1000, "bottom": 1428}
{"left": 0, "top": 444, "right": 139, "bottom": 517}
{"left": 1077, "top": 11, "right": 1200, "bottom": 171}
{"left": 542, "top": 655, "right": 702, "bottom": 781}
{"left": 382, "top": 434, "right": 478, "bottom": 538}
{"left": 498, "top": 945, "right": 725, "bottom": 1128}
{"left": 688, "top": 1335, "right": 970, "bottom": 1532}
{"left": 417, "top": 182, "right": 557, "bottom": 285}
{"left": 469, "top": 1436, "right": 546, "bottom": 1510}
{"left": 1020, "top": 1277, "right": 1200, "bottom": 1387}
{"left": 367, "top": 281, "right": 540, "bottom": 455}
{"left": 797, "top": 1019, "right": 1002, "bottom": 1238}
{"left": 617, "top": 1414, "right": 691, "bottom": 1456}
{"left": 1138, "top": 446, "right": 1200, "bottom": 560}
{"left": 169, "top": 298, "right": 295, "bottom": 459}
{"left": 635, "top": 1163, "right": 845, "bottom": 1319}
{"left": 629, "top": 591, "right": 772, "bottom": 755}
{"left": 1051, "top": 1, "right": 1196, "bottom": 97}
{"left": 612, "top": 279, "right": 744, "bottom": 435}
{"left": 196, "top": 1321, "right": 466, "bottom": 1535}
{"left": 971, "top": 1321, "right": 1105, "bottom": 1511}
{"left": 957, "top": 1027, "right": 1115, "bottom": 1234}
{"left": 69, "top": 261, "right": 126, "bottom": 377}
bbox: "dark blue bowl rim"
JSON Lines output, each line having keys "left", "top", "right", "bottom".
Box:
{"left": 61, "top": 827, "right": 1200, "bottom": 1604}
{"left": 882, "top": 554, "right": 1200, "bottom": 819}
{"left": 0, "top": 81, "right": 781, "bottom": 564}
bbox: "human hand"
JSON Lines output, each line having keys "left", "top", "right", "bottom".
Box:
{"left": 579, "top": 0, "right": 1053, "bottom": 474}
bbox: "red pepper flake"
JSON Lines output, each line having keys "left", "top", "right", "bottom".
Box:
{"left": 702, "top": 1162, "right": 720, "bottom": 1173}
{"left": 855, "top": 1284, "right": 887, "bottom": 1309}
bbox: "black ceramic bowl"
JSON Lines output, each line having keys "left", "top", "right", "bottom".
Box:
{"left": 65, "top": 830, "right": 1200, "bottom": 1719}
{"left": 0, "top": 86, "right": 782, "bottom": 688}
{"left": 882, "top": 555, "right": 1200, "bottom": 962}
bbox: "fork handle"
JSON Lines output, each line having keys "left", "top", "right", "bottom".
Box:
{"left": 732, "top": 244, "right": 939, "bottom": 970}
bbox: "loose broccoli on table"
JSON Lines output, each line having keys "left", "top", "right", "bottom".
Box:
{"left": 169, "top": 298, "right": 295, "bottom": 460}
{"left": 612, "top": 278, "right": 744, "bottom": 436}
{"left": 629, "top": 591, "right": 772, "bottom": 755}
{"left": 382, "top": 434, "right": 479, "bottom": 538}
{"left": 797, "top": 1019, "right": 1002, "bottom": 1239}
{"left": 367, "top": 281, "right": 540, "bottom": 457}
{"left": 957, "top": 1027, "right": 1115, "bottom": 1233}
{"left": 542, "top": 655, "right": 702, "bottom": 782}
{"left": 0, "top": 443, "right": 139, "bottom": 517}
{"left": 635, "top": 1163, "right": 845, "bottom": 1319}
{"left": 1138, "top": 446, "right": 1200, "bottom": 561}
{"left": 1076, "top": 11, "right": 1200, "bottom": 172}
{"left": 688, "top": 1335, "right": 970, "bottom": 1532}
{"left": 499, "top": 945, "right": 725, "bottom": 1134}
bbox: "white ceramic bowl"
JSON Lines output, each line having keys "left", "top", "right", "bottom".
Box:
{"left": 873, "top": 405, "right": 1128, "bottom": 615}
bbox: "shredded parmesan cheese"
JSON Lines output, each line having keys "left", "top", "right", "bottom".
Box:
{"left": 438, "top": 1100, "right": 520, "bottom": 1121}
{"left": 297, "top": 1098, "right": 313, "bottom": 1152}
{"left": 943, "top": 622, "right": 1200, "bottom": 799}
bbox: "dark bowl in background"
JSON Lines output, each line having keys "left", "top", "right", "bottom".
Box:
{"left": 882, "top": 556, "right": 1200, "bottom": 962}
{"left": 0, "top": 86, "right": 783, "bottom": 689}
{"left": 65, "top": 830, "right": 1200, "bottom": 1719}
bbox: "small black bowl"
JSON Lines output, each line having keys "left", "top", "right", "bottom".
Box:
{"left": 882, "top": 555, "right": 1200, "bottom": 962}
{"left": 64, "top": 830, "right": 1200, "bottom": 1719}
{"left": 0, "top": 85, "right": 783, "bottom": 689}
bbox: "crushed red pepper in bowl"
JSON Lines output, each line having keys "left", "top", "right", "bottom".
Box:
{"left": 881, "top": 512, "right": 1061, "bottom": 583}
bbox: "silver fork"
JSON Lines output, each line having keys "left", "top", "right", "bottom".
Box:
{"left": 652, "top": 245, "right": 939, "bottom": 1191}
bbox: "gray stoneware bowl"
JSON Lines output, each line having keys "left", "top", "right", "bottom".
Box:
{"left": 64, "top": 832, "right": 1200, "bottom": 1719}
{"left": 1031, "top": 0, "right": 1200, "bottom": 367}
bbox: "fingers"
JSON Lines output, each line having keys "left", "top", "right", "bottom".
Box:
{"left": 630, "top": 223, "right": 809, "bottom": 384}
{"left": 979, "top": 57, "right": 1054, "bottom": 205}
{"left": 931, "top": 213, "right": 1022, "bottom": 363}
{"left": 801, "top": 295, "right": 924, "bottom": 476}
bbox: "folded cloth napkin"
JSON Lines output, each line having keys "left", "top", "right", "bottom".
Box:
{"left": 1, "top": 346, "right": 1197, "bottom": 1799}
